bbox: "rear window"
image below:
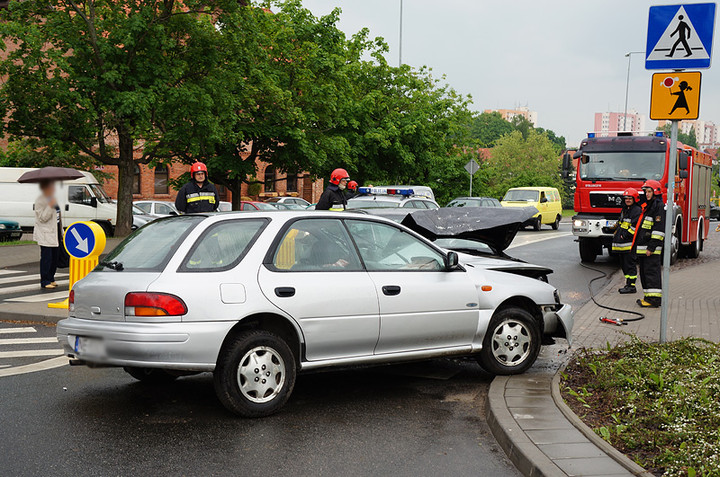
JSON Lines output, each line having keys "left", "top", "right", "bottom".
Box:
{"left": 180, "top": 219, "right": 268, "bottom": 271}
{"left": 503, "top": 190, "right": 539, "bottom": 202}
{"left": 99, "top": 216, "right": 204, "bottom": 272}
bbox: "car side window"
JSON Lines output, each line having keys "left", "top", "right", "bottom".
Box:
{"left": 68, "top": 185, "right": 92, "bottom": 206}
{"left": 272, "top": 219, "right": 362, "bottom": 271}
{"left": 156, "top": 203, "right": 173, "bottom": 215}
{"left": 346, "top": 220, "right": 444, "bottom": 271}
{"left": 181, "top": 219, "right": 267, "bottom": 271}
{"left": 135, "top": 203, "right": 151, "bottom": 214}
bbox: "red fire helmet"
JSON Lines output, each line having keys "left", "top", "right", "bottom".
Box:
{"left": 330, "top": 168, "right": 350, "bottom": 185}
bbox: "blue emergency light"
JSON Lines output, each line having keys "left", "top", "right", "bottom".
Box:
{"left": 587, "top": 132, "right": 596, "bottom": 138}
{"left": 358, "top": 187, "right": 415, "bottom": 196}
{"left": 654, "top": 131, "right": 665, "bottom": 137}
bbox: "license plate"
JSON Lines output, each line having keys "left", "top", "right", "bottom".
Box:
{"left": 605, "top": 220, "right": 617, "bottom": 227}
{"left": 70, "top": 335, "right": 106, "bottom": 358}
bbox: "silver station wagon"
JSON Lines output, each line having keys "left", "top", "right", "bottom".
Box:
{"left": 57, "top": 211, "right": 573, "bottom": 417}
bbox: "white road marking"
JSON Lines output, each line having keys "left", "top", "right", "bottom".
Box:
{"left": 507, "top": 232, "right": 573, "bottom": 250}
{"left": 0, "top": 279, "right": 69, "bottom": 296}
{"left": 0, "top": 272, "right": 68, "bottom": 286}
{"left": 0, "top": 270, "right": 25, "bottom": 277}
{"left": 5, "top": 291, "right": 69, "bottom": 303}
{"left": 0, "top": 356, "right": 68, "bottom": 377}
{"left": 0, "top": 364, "right": 9, "bottom": 368}
{"left": 0, "top": 337, "right": 59, "bottom": 345}
{"left": 0, "top": 327, "right": 37, "bottom": 334}
{"left": 0, "top": 349, "right": 64, "bottom": 358}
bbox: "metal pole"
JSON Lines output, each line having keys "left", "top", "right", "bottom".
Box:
{"left": 660, "top": 120, "right": 678, "bottom": 343}
{"left": 469, "top": 172, "right": 473, "bottom": 197}
{"left": 398, "top": 0, "right": 403, "bottom": 67}
{"left": 623, "top": 54, "right": 631, "bottom": 131}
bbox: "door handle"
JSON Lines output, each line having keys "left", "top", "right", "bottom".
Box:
{"left": 275, "top": 287, "right": 295, "bottom": 298}
{"left": 65, "top": 204, "right": 69, "bottom": 211}
{"left": 382, "top": 285, "right": 401, "bottom": 296}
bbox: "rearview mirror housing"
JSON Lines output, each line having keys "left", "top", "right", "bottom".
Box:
{"left": 445, "top": 251, "right": 459, "bottom": 271}
{"left": 90, "top": 197, "right": 98, "bottom": 208}
{"left": 678, "top": 151, "right": 689, "bottom": 171}
{"left": 679, "top": 170, "right": 689, "bottom": 179}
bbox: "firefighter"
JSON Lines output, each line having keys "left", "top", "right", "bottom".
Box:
{"left": 635, "top": 179, "right": 665, "bottom": 308}
{"left": 175, "top": 162, "right": 219, "bottom": 214}
{"left": 316, "top": 168, "right": 350, "bottom": 211}
{"left": 610, "top": 188, "right": 643, "bottom": 294}
{"left": 345, "top": 180, "right": 359, "bottom": 200}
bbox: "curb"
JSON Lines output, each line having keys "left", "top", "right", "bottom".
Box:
{"left": 486, "top": 376, "right": 565, "bottom": 477}
{"left": 551, "top": 365, "right": 654, "bottom": 477}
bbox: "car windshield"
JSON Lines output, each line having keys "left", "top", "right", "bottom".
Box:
{"left": 503, "top": 190, "right": 539, "bottom": 202}
{"left": 447, "top": 199, "right": 483, "bottom": 207}
{"left": 89, "top": 184, "right": 111, "bottom": 203}
{"left": 132, "top": 206, "right": 145, "bottom": 215}
{"left": 346, "top": 199, "right": 399, "bottom": 209}
{"left": 578, "top": 152, "right": 665, "bottom": 181}
{"left": 254, "top": 202, "right": 277, "bottom": 210}
{"left": 99, "top": 216, "right": 204, "bottom": 271}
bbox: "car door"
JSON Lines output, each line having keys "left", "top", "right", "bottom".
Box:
{"left": 345, "top": 219, "right": 479, "bottom": 355}
{"left": 257, "top": 218, "right": 380, "bottom": 361}
{"left": 65, "top": 184, "right": 97, "bottom": 222}
{"left": 538, "top": 191, "right": 550, "bottom": 222}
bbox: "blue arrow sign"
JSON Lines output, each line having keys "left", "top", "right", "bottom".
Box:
{"left": 646, "top": 3, "right": 716, "bottom": 70}
{"left": 65, "top": 222, "right": 96, "bottom": 259}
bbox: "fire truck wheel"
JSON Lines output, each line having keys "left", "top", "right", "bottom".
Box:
{"left": 579, "top": 239, "right": 598, "bottom": 263}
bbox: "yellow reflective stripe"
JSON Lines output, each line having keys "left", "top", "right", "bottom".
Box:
{"left": 328, "top": 207, "right": 344, "bottom": 211}
{"left": 620, "top": 222, "right": 630, "bottom": 229}
{"left": 650, "top": 234, "right": 664, "bottom": 240}
{"left": 624, "top": 275, "right": 637, "bottom": 280}
{"left": 186, "top": 195, "right": 216, "bottom": 204}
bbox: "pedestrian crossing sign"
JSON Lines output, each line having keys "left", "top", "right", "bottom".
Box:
{"left": 649, "top": 71, "right": 701, "bottom": 120}
{"left": 645, "top": 3, "right": 716, "bottom": 69}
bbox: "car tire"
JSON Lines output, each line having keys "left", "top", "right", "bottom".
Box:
{"left": 477, "top": 307, "right": 541, "bottom": 375}
{"left": 533, "top": 217, "right": 542, "bottom": 231}
{"left": 124, "top": 366, "right": 178, "bottom": 384}
{"left": 214, "top": 330, "right": 296, "bottom": 418}
{"left": 551, "top": 215, "right": 561, "bottom": 230}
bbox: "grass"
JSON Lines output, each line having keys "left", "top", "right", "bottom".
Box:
{"left": 562, "top": 209, "right": 575, "bottom": 218}
{"left": 0, "top": 240, "right": 33, "bottom": 247}
{"left": 562, "top": 338, "right": 720, "bottom": 476}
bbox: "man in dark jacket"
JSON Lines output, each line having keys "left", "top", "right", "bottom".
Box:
{"left": 316, "top": 168, "right": 350, "bottom": 211}
{"left": 175, "top": 162, "right": 219, "bottom": 214}
{"left": 607, "top": 188, "right": 643, "bottom": 294}
{"left": 635, "top": 180, "right": 665, "bottom": 308}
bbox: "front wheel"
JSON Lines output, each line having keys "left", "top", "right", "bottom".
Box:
{"left": 551, "top": 215, "right": 561, "bottom": 230}
{"left": 214, "top": 330, "right": 296, "bottom": 418}
{"left": 579, "top": 239, "right": 598, "bottom": 263}
{"left": 477, "top": 307, "right": 541, "bottom": 375}
{"left": 533, "top": 217, "right": 542, "bottom": 231}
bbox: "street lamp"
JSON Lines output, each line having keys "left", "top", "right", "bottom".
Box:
{"left": 623, "top": 51, "right": 644, "bottom": 132}
{"left": 399, "top": 0, "right": 403, "bottom": 66}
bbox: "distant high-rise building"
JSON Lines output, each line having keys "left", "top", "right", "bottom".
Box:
{"left": 484, "top": 106, "right": 538, "bottom": 126}
{"left": 593, "top": 110, "right": 646, "bottom": 137}
{"left": 658, "top": 119, "right": 718, "bottom": 147}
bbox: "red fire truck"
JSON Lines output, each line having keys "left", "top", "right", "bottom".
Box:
{"left": 563, "top": 132, "right": 713, "bottom": 263}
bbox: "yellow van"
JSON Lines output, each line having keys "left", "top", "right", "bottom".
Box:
{"left": 501, "top": 187, "right": 563, "bottom": 231}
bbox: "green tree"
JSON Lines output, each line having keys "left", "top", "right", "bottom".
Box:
{"left": 535, "top": 127, "right": 567, "bottom": 155}
{"left": 0, "top": 0, "right": 236, "bottom": 235}
{"left": 658, "top": 124, "right": 698, "bottom": 148}
{"left": 467, "top": 112, "right": 513, "bottom": 147}
{"left": 484, "top": 129, "right": 564, "bottom": 200}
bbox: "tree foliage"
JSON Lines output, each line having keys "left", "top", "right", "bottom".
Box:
{"left": 659, "top": 123, "right": 698, "bottom": 148}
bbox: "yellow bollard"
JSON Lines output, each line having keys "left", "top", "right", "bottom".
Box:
{"left": 49, "top": 221, "right": 106, "bottom": 309}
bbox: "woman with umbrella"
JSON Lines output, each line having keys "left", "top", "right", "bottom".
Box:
{"left": 18, "top": 167, "right": 83, "bottom": 289}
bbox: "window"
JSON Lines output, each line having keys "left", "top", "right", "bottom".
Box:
{"left": 155, "top": 203, "right": 175, "bottom": 215}
{"left": 100, "top": 216, "right": 204, "bottom": 272}
{"left": 133, "top": 164, "right": 141, "bottom": 195}
{"left": 135, "top": 202, "right": 152, "bottom": 214}
{"left": 272, "top": 219, "right": 362, "bottom": 271}
{"left": 154, "top": 166, "right": 169, "bottom": 195}
{"left": 346, "top": 220, "right": 444, "bottom": 271}
{"left": 264, "top": 167, "right": 276, "bottom": 193}
{"left": 182, "top": 219, "right": 267, "bottom": 271}
{"left": 68, "top": 185, "right": 93, "bottom": 206}
{"left": 286, "top": 173, "right": 298, "bottom": 193}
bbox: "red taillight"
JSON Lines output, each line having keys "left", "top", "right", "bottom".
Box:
{"left": 69, "top": 289, "right": 75, "bottom": 313}
{"left": 124, "top": 292, "right": 187, "bottom": 317}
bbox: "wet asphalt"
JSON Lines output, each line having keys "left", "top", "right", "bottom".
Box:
{"left": 0, "top": 222, "right": 618, "bottom": 477}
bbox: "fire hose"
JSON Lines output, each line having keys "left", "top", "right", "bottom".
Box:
{"left": 579, "top": 262, "right": 645, "bottom": 326}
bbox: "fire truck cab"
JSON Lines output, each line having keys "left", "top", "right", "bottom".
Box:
{"left": 565, "top": 132, "right": 712, "bottom": 263}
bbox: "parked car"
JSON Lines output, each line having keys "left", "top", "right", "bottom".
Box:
{"left": 709, "top": 203, "right": 720, "bottom": 221}
{"left": 0, "top": 167, "right": 117, "bottom": 236}
{"left": 132, "top": 205, "right": 158, "bottom": 231}
{"left": 217, "top": 201, "right": 233, "bottom": 212}
{"left": 133, "top": 200, "right": 179, "bottom": 217}
{"left": 240, "top": 201, "right": 278, "bottom": 211}
{"left": 57, "top": 211, "right": 573, "bottom": 418}
{"left": 446, "top": 197, "right": 501, "bottom": 208}
{"left": 347, "top": 186, "right": 440, "bottom": 209}
{"left": 0, "top": 218, "right": 23, "bottom": 242}
{"left": 265, "top": 197, "right": 311, "bottom": 209}
{"left": 501, "top": 187, "right": 562, "bottom": 231}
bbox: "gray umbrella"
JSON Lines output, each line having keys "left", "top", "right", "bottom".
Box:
{"left": 17, "top": 166, "right": 84, "bottom": 183}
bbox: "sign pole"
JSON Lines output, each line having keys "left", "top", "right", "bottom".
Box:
{"left": 469, "top": 172, "right": 473, "bottom": 197}
{"left": 660, "top": 120, "right": 678, "bottom": 343}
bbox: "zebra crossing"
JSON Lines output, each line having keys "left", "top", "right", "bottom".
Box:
{"left": 0, "top": 268, "right": 70, "bottom": 303}
{"left": 0, "top": 323, "right": 67, "bottom": 377}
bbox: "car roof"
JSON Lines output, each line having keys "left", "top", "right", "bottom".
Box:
{"left": 506, "top": 187, "right": 558, "bottom": 191}
{"left": 450, "top": 197, "right": 496, "bottom": 200}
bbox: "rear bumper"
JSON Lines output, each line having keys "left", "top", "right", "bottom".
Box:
{"left": 542, "top": 304, "right": 574, "bottom": 346}
{"left": 57, "top": 317, "right": 236, "bottom": 371}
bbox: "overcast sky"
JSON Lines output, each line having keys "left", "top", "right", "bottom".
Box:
{"left": 302, "top": 0, "right": 719, "bottom": 147}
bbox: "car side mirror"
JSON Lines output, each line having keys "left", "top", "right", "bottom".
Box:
{"left": 540, "top": 197, "right": 548, "bottom": 203}
{"left": 445, "top": 251, "right": 459, "bottom": 271}
{"left": 678, "top": 152, "right": 689, "bottom": 171}
{"left": 90, "top": 197, "right": 97, "bottom": 208}
{"left": 679, "top": 170, "right": 689, "bottom": 179}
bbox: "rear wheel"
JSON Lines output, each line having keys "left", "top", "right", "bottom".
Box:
{"left": 551, "top": 215, "right": 561, "bottom": 230}
{"left": 214, "top": 330, "right": 296, "bottom": 418}
{"left": 684, "top": 220, "right": 703, "bottom": 259}
{"left": 579, "top": 239, "right": 598, "bottom": 263}
{"left": 477, "top": 307, "right": 541, "bottom": 375}
{"left": 124, "top": 367, "right": 178, "bottom": 384}
{"left": 533, "top": 217, "right": 542, "bottom": 231}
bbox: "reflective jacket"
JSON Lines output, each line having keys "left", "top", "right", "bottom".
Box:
{"left": 316, "top": 184, "right": 347, "bottom": 211}
{"left": 635, "top": 196, "right": 665, "bottom": 255}
{"left": 611, "top": 203, "right": 642, "bottom": 252}
{"left": 175, "top": 181, "right": 219, "bottom": 214}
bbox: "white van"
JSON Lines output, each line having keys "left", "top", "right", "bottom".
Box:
{"left": 0, "top": 167, "right": 117, "bottom": 236}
